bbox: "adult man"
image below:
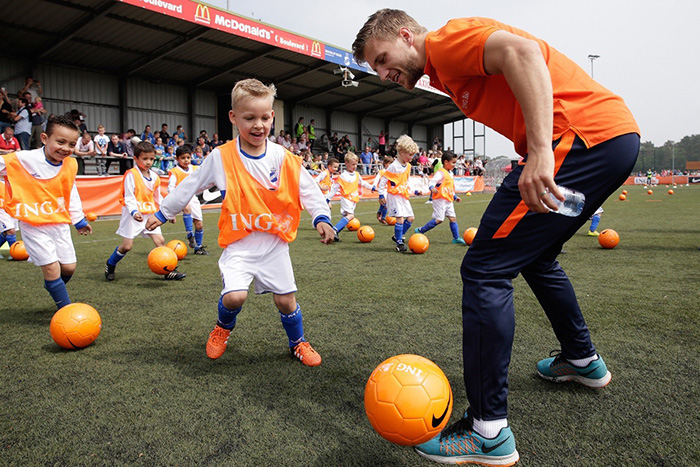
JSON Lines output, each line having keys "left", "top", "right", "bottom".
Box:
{"left": 12, "top": 97, "right": 32, "bottom": 150}
{"left": 360, "top": 145, "right": 373, "bottom": 175}
{"left": 294, "top": 116, "right": 305, "bottom": 139}
{"left": 140, "top": 125, "right": 155, "bottom": 144}
{"left": 308, "top": 118, "right": 316, "bottom": 151}
{"left": 354, "top": 10, "right": 639, "bottom": 465}
{"left": 0, "top": 126, "right": 20, "bottom": 155}
{"left": 160, "top": 123, "right": 170, "bottom": 144}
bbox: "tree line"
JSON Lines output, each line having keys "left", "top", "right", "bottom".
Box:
{"left": 635, "top": 134, "right": 700, "bottom": 172}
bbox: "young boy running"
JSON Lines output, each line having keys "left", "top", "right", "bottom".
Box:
{"left": 415, "top": 151, "right": 467, "bottom": 244}
{"left": 376, "top": 134, "right": 420, "bottom": 252}
{"left": 146, "top": 79, "right": 335, "bottom": 366}
{"left": 315, "top": 157, "right": 340, "bottom": 208}
{"left": 327, "top": 152, "right": 374, "bottom": 241}
{"left": 0, "top": 115, "right": 92, "bottom": 308}
{"left": 104, "top": 141, "right": 186, "bottom": 281}
{"left": 167, "top": 144, "right": 207, "bottom": 255}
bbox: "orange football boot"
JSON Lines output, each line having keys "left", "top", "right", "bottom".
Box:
{"left": 291, "top": 341, "right": 322, "bottom": 367}
{"left": 206, "top": 325, "right": 231, "bottom": 359}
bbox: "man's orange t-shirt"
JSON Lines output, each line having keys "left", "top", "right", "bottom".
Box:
{"left": 424, "top": 18, "right": 640, "bottom": 156}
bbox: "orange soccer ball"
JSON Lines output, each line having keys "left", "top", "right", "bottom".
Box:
{"left": 347, "top": 218, "right": 361, "bottom": 231}
{"left": 357, "top": 225, "right": 375, "bottom": 243}
{"left": 622, "top": 190, "right": 628, "bottom": 195}
{"left": 619, "top": 194, "right": 627, "bottom": 201}
{"left": 166, "top": 239, "right": 188, "bottom": 260}
{"left": 364, "top": 354, "right": 453, "bottom": 446}
{"left": 647, "top": 189, "right": 653, "bottom": 195}
{"left": 668, "top": 189, "right": 674, "bottom": 195}
{"left": 10, "top": 241, "right": 29, "bottom": 260}
{"left": 147, "top": 246, "right": 179, "bottom": 275}
{"left": 386, "top": 216, "right": 397, "bottom": 225}
{"left": 408, "top": 233, "right": 429, "bottom": 254}
{"left": 463, "top": 227, "right": 478, "bottom": 245}
{"left": 598, "top": 229, "right": 620, "bottom": 249}
{"left": 50, "top": 303, "right": 102, "bottom": 349}
{"left": 86, "top": 212, "right": 98, "bottom": 222}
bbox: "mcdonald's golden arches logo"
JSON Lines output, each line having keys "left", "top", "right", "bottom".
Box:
{"left": 194, "top": 3, "right": 210, "bottom": 24}
{"left": 310, "top": 41, "right": 322, "bottom": 57}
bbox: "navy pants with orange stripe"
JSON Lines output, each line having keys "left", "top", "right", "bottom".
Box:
{"left": 462, "top": 132, "right": 639, "bottom": 421}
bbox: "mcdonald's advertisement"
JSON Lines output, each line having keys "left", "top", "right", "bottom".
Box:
{"left": 119, "top": 0, "right": 325, "bottom": 58}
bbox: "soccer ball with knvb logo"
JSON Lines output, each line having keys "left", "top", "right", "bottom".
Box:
{"left": 364, "top": 354, "right": 453, "bottom": 446}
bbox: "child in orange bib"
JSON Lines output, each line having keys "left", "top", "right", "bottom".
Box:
{"left": 104, "top": 141, "right": 185, "bottom": 282}
{"left": 0, "top": 115, "right": 92, "bottom": 309}
{"left": 146, "top": 79, "right": 335, "bottom": 367}
{"left": 327, "top": 152, "right": 374, "bottom": 241}
{"left": 167, "top": 144, "right": 207, "bottom": 255}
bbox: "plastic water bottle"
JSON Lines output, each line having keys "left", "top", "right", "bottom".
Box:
{"left": 546, "top": 186, "right": 585, "bottom": 217}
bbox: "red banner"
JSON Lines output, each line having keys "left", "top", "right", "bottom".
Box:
{"left": 119, "top": 0, "right": 325, "bottom": 58}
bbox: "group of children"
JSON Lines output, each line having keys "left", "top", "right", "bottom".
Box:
{"left": 2, "top": 78, "right": 603, "bottom": 372}
{"left": 319, "top": 134, "right": 468, "bottom": 251}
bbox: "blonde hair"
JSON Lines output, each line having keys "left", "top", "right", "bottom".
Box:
{"left": 352, "top": 9, "right": 427, "bottom": 64}
{"left": 395, "top": 134, "right": 418, "bottom": 156}
{"left": 231, "top": 78, "right": 277, "bottom": 110}
{"left": 344, "top": 152, "right": 358, "bottom": 164}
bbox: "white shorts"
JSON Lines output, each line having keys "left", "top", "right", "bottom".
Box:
{"left": 590, "top": 206, "right": 604, "bottom": 219}
{"left": 186, "top": 197, "right": 203, "bottom": 221}
{"left": 116, "top": 207, "right": 162, "bottom": 239}
{"left": 387, "top": 194, "right": 414, "bottom": 219}
{"left": 219, "top": 231, "right": 296, "bottom": 296}
{"left": 432, "top": 198, "right": 456, "bottom": 221}
{"left": 19, "top": 221, "right": 76, "bottom": 266}
{"left": 339, "top": 197, "right": 357, "bottom": 216}
{"left": 0, "top": 209, "right": 17, "bottom": 231}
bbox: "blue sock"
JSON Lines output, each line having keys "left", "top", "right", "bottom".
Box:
{"left": 334, "top": 217, "right": 349, "bottom": 233}
{"left": 420, "top": 218, "right": 438, "bottom": 233}
{"left": 195, "top": 229, "right": 204, "bottom": 248}
{"left": 217, "top": 296, "right": 241, "bottom": 330}
{"left": 402, "top": 220, "right": 413, "bottom": 236}
{"left": 279, "top": 303, "right": 305, "bottom": 347}
{"left": 61, "top": 274, "right": 72, "bottom": 285}
{"left": 0, "top": 232, "right": 5, "bottom": 248}
{"left": 5, "top": 233, "right": 16, "bottom": 246}
{"left": 450, "top": 221, "right": 460, "bottom": 239}
{"left": 183, "top": 214, "right": 194, "bottom": 237}
{"left": 394, "top": 223, "right": 404, "bottom": 243}
{"left": 107, "top": 246, "right": 126, "bottom": 266}
{"left": 380, "top": 205, "right": 387, "bottom": 219}
{"left": 590, "top": 214, "right": 601, "bottom": 231}
{"left": 44, "top": 278, "right": 71, "bottom": 310}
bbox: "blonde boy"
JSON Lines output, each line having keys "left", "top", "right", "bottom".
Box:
{"left": 104, "top": 141, "right": 185, "bottom": 281}
{"left": 327, "top": 152, "right": 374, "bottom": 241}
{"left": 0, "top": 115, "right": 92, "bottom": 308}
{"left": 94, "top": 124, "right": 110, "bottom": 175}
{"left": 146, "top": 79, "right": 335, "bottom": 367}
{"left": 377, "top": 134, "right": 420, "bottom": 252}
{"left": 415, "top": 150, "right": 467, "bottom": 244}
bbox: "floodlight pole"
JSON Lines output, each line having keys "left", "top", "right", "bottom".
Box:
{"left": 587, "top": 54, "right": 600, "bottom": 79}
{"left": 672, "top": 147, "right": 675, "bottom": 185}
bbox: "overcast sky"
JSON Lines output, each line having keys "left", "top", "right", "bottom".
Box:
{"left": 211, "top": 0, "right": 699, "bottom": 158}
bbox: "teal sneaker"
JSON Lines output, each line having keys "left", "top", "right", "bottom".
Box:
{"left": 536, "top": 351, "right": 611, "bottom": 388}
{"left": 415, "top": 227, "right": 422, "bottom": 234}
{"left": 452, "top": 237, "right": 467, "bottom": 245}
{"left": 415, "top": 415, "right": 519, "bottom": 466}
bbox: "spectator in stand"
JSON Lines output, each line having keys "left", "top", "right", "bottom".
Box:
{"left": 418, "top": 150, "right": 430, "bottom": 174}
{"left": 25, "top": 92, "right": 45, "bottom": 149}
{"left": 360, "top": 145, "right": 373, "bottom": 175}
{"left": 290, "top": 137, "right": 300, "bottom": 154}
{"left": 196, "top": 136, "right": 210, "bottom": 156}
{"left": 281, "top": 133, "right": 292, "bottom": 150}
{"left": 175, "top": 124, "right": 187, "bottom": 141}
{"left": 199, "top": 130, "right": 210, "bottom": 145}
{"left": 330, "top": 132, "right": 339, "bottom": 152}
{"left": 160, "top": 123, "right": 170, "bottom": 143}
{"left": 162, "top": 145, "right": 176, "bottom": 173}
{"left": 0, "top": 88, "right": 14, "bottom": 133}
{"left": 192, "top": 145, "right": 204, "bottom": 165}
{"left": 473, "top": 157, "right": 484, "bottom": 176}
{"left": 154, "top": 137, "right": 165, "bottom": 158}
{"left": 298, "top": 133, "right": 309, "bottom": 152}
{"left": 294, "top": 117, "right": 305, "bottom": 139}
{"left": 140, "top": 125, "right": 155, "bottom": 144}
{"left": 0, "top": 126, "right": 20, "bottom": 155}
{"left": 18, "top": 77, "right": 42, "bottom": 102}
{"left": 210, "top": 133, "right": 223, "bottom": 148}
{"left": 378, "top": 130, "right": 386, "bottom": 155}
{"left": 122, "top": 129, "right": 136, "bottom": 157}
{"left": 308, "top": 119, "right": 316, "bottom": 150}
{"left": 73, "top": 131, "right": 95, "bottom": 175}
{"left": 167, "top": 134, "right": 179, "bottom": 150}
{"left": 93, "top": 125, "right": 110, "bottom": 175}
{"left": 276, "top": 130, "right": 286, "bottom": 145}
{"left": 12, "top": 97, "right": 32, "bottom": 150}
{"left": 107, "top": 133, "right": 128, "bottom": 175}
